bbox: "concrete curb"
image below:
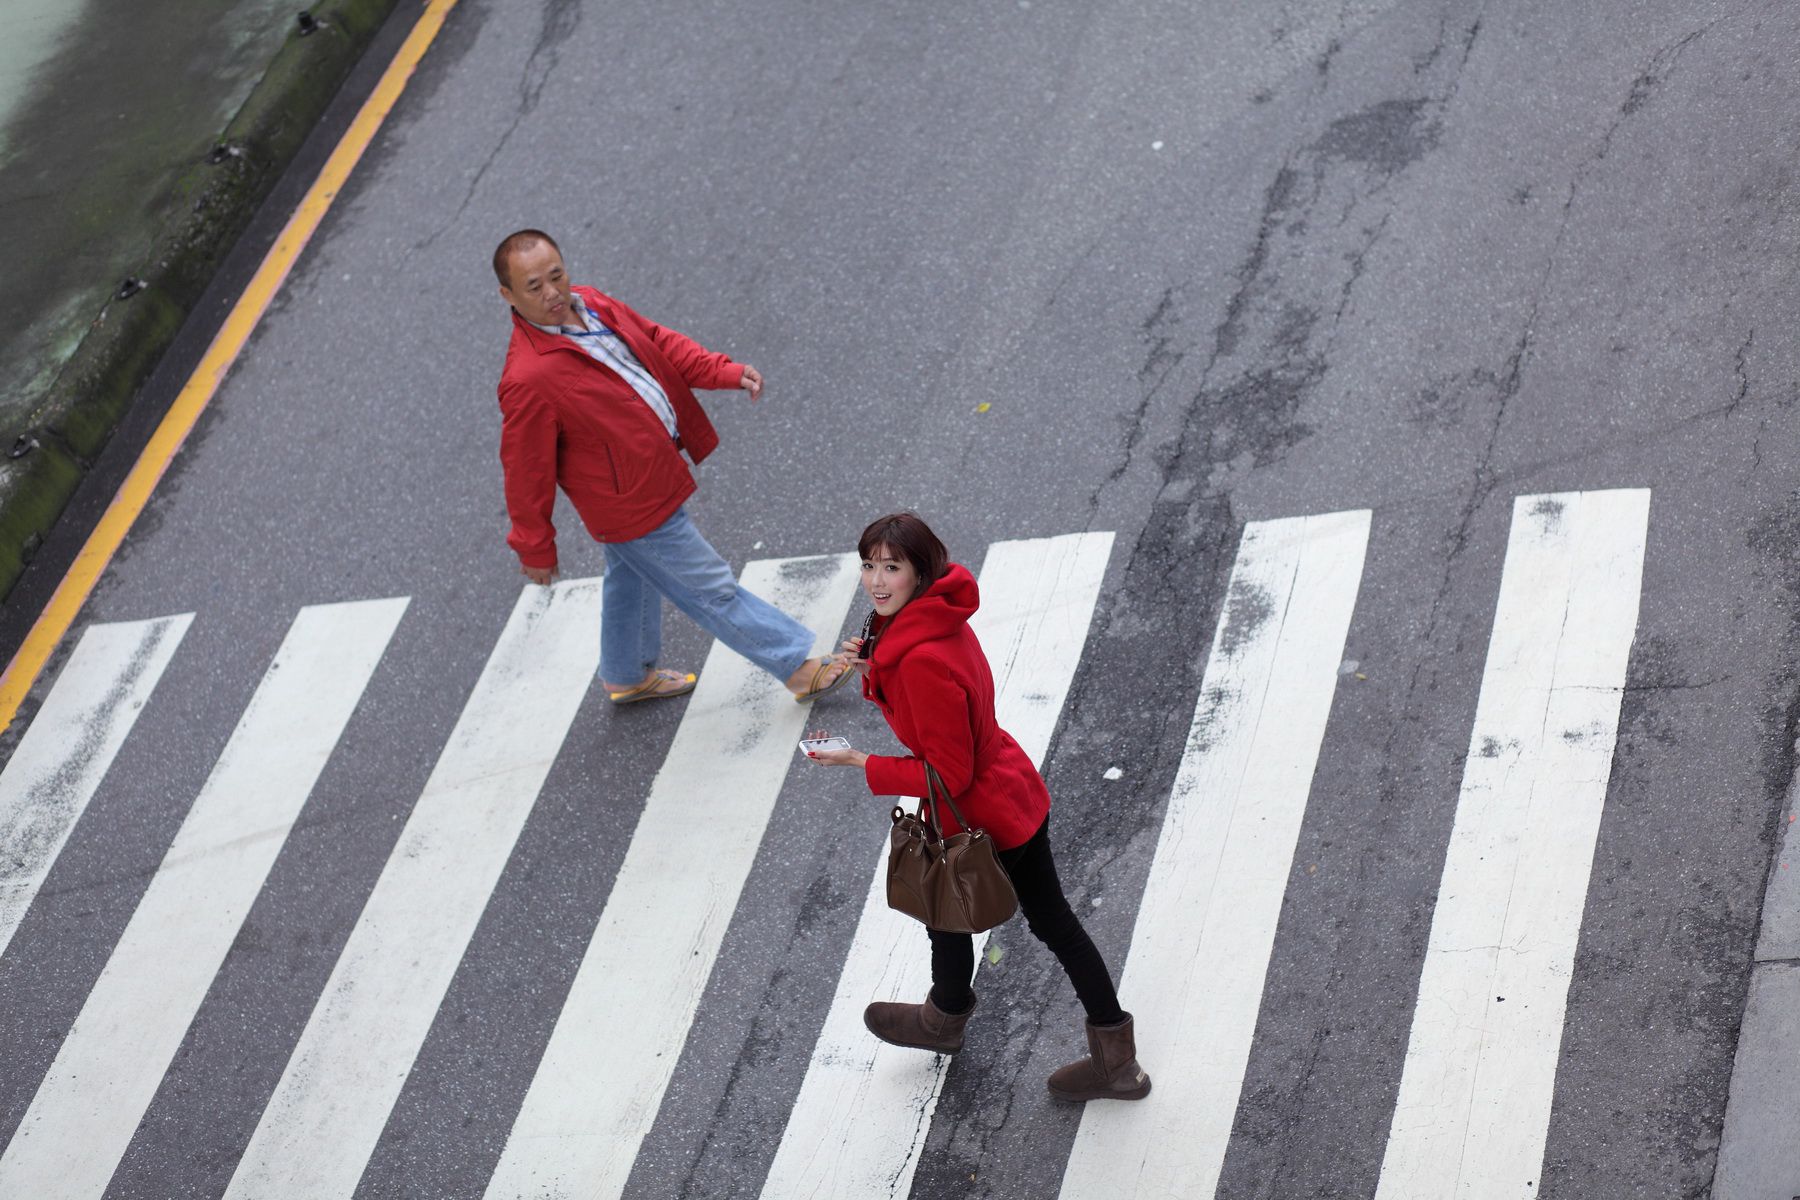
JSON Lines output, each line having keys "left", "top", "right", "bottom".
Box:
{"left": 1713, "top": 756, "right": 1800, "bottom": 1198}
{"left": 0, "top": 0, "right": 405, "bottom": 602}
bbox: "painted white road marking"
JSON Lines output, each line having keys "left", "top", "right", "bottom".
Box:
{"left": 223, "top": 579, "right": 602, "bottom": 1200}
{"left": 0, "top": 614, "right": 192, "bottom": 961}
{"left": 483, "top": 554, "right": 861, "bottom": 1200}
{"left": 1374, "top": 489, "right": 1649, "bottom": 1200}
{"left": 761, "top": 533, "right": 1114, "bottom": 1199}
{"left": 1059, "top": 509, "right": 1371, "bottom": 1199}
{"left": 0, "top": 598, "right": 407, "bottom": 1200}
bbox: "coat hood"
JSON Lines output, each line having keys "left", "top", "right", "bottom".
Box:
{"left": 868, "top": 562, "right": 978, "bottom": 669}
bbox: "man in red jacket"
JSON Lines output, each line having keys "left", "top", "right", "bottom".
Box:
{"left": 493, "top": 229, "right": 851, "bottom": 704}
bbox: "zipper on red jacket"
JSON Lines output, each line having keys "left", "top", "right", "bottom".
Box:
{"left": 603, "top": 443, "right": 622, "bottom": 491}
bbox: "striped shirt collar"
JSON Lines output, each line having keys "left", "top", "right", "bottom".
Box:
{"left": 530, "top": 294, "right": 680, "bottom": 440}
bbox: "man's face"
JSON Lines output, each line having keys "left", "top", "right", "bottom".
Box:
{"left": 499, "top": 240, "right": 575, "bottom": 326}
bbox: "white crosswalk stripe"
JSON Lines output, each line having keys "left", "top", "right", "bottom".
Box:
{"left": 0, "top": 613, "right": 191, "bottom": 961}
{"left": 0, "top": 502, "right": 1665, "bottom": 1199}
{"left": 224, "top": 579, "right": 602, "bottom": 1199}
{"left": 0, "top": 598, "right": 407, "bottom": 1200}
{"left": 761, "top": 532, "right": 1114, "bottom": 1199}
{"left": 483, "top": 553, "right": 861, "bottom": 1200}
{"left": 1059, "top": 509, "right": 1371, "bottom": 1199}
{"left": 1374, "top": 489, "right": 1650, "bottom": 1200}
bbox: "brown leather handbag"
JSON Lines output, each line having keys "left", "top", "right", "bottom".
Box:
{"left": 886, "top": 764, "right": 1019, "bottom": 934}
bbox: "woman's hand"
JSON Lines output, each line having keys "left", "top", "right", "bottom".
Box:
{"left": 804, "top": 728, "right": 869, "bottom": 768}
{"left": 838, "top": 638, "right": 870, "bottom": 677}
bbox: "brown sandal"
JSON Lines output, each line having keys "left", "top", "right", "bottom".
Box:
{"left": 607, "top": 668, "right": 697, "bottom": 705}
{"left": 792, "top": 656, "right": 854, "bottom": 704}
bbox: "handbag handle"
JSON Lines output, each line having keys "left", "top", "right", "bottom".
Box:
{"left": 921, "top": 764, "right": 983, "bottom": 839}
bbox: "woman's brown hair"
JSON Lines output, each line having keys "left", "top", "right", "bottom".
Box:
{"left": 858, "top": 512, "right": 949, "bottom": 591}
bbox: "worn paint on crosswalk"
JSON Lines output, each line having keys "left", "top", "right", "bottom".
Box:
{"left": 0, "top": 614, "right": 191, "bottom": 961}
{"left": 0, "top": 505, "right": 1661, "bottom": 1199}
{"left": 224, "top": 579, "right": 601, "bottom": 1199}
{"left": 0, "top": 599, "right": 406, "bottom": 1200}
{"left": 482, "top": 554, "right": 861, "bottom": 1200}
{"left": 1375, "top": 489, "right": 1650, "bottom": 1200}
{"left": 1059, "top": 508, "right": 1370, "bottom": 1199}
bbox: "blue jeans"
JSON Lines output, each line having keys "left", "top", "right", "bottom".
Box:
{"left": 599, "top": 507, "right": 816, "bottom": 685}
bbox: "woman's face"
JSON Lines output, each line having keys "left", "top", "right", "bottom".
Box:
{"left": 861, "top": 545, "right": 921, "bottom": 616}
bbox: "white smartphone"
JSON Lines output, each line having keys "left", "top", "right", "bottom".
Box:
{"left": 798, "top": 736, "right": 851, "bottom": 755}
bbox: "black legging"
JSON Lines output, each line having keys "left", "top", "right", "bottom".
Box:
{"left": 927, "top": 818, "right": 1126, "bottom": 1025}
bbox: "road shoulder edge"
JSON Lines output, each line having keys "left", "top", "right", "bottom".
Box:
{"left": 0, "top": 0, "right": 406, "bottom": 601}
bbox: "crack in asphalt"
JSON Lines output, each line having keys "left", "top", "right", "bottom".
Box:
{"left": 1728, "top": 327, "right": 1754, "bottom": 418}
{"left": 1088, "top": 6, "right": 1467, "bottom": 531}
{"left": 1076, "top": 7, "right": 1486, "bottom": 856}
{"left": 1458, "top": 13, "right": 1484, "bottom": 72}
{"left": 1097, "top": 286, "right": 1190, "bottom": 497}
{"left": 675, "top": 869, "right": 856, "bottom": 1196}
{"left": 1684, "top": 324, "right": 1758, "bottom": 427}
{"left": 1564, "top": 21, "right": 1717, "bottom": 207}
{"left": 1410, "top": 5, "right": 1483, "bottom": 81}
{"left": 415, "top": 0, "right": 583, "bottom": 250}
{"left": 1330, "top": 210, "right": 1391, "bottom": 335}
{"left": 1421, "top": 15, "right": 1721, "bottom": 679}
{"left": 1610, "top": 674, "right": 1733, "bottom": 693}
{"left": 954, "top": 11, "right": 1735, "bottom": 1192}
{"left": 1048, "top": 19, "right": 1495, "bottom": 1191}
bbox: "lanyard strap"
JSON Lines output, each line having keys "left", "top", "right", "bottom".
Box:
{"left": 559, "top": 302, "right": 616, "bottom": 341}
{"left": 556, "top": 304, "right": 679, "bottom": 439}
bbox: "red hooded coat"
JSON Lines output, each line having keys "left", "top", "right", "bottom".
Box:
{"left": 497, "top": 286, "right": 746, "bottom": 567}
{"left": 860, "top": 564, "right": 1052, "bottom": 850}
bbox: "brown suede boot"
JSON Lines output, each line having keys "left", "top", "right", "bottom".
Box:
{"left": 1047, "top": 1013, "right": 1152, "bottom": 1101}
{"left": 863, "top": 993, "right": 977, "bottom": 1053}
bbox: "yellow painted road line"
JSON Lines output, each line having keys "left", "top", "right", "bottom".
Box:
{"left": 0, "top": 0, "right": 460, "bottom": 734}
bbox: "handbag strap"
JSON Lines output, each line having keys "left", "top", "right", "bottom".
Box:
{"left": 922, "top": 764, "right": 981, "bottom": 837}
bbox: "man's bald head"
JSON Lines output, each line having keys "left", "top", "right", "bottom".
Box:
{"left": 496, "top": 233, "right": 579, "bottom": 327}
{"left": 493, "top": 229, "right": 561, "bottom": 289}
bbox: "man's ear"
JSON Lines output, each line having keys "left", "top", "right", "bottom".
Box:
{"left": 498, "top": 283, "right": 514, "bottom": 305}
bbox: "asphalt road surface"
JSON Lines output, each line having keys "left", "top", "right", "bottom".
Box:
{"left": 3, "top": 1, "right": 1799, "bottom": 1197}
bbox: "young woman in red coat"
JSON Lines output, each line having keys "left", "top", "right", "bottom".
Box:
{"left": 807, "top": 512, "right": 1150, "bottom": 1102}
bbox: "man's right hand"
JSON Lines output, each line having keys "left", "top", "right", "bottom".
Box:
{"left": 522, "top": 564, "right": 558, "bottom": 586}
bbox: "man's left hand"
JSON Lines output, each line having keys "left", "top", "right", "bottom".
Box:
{"left": 740, "top": 364, "right": 764, "bottom": 401}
